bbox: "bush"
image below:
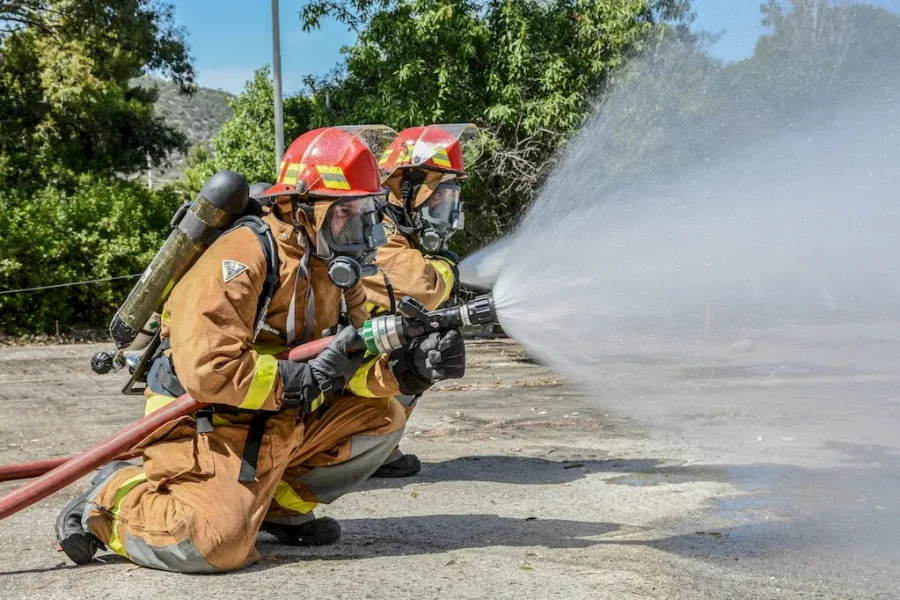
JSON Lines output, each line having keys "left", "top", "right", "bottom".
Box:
{"left": 0, "top": 178, "right": 181, "bottom": 334}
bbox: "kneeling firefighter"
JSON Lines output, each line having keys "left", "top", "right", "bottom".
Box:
{"left": 55, "top": 127, "right": 467, "bottom": 573}
{"left": 364, "top": 124, "right": 481, "bottom": 478}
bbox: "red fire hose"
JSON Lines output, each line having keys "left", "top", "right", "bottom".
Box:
{"left": 0, "top": 336, "right": 334, "bottom": 520}
{"left": 0, "top": 452, "right": 142, "bottom": 483}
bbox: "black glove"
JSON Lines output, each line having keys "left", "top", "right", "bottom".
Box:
{"left": 277, "top": 360, "right": 319, "bottom": 412}
{"left": 279, "top": 326, "right": 364, "bottom": 411}
{"left": 308, "top": 326, "right": 365, "bottom": 394}
{"left": 389, "top": 329, "right": 466, "bottom": 395}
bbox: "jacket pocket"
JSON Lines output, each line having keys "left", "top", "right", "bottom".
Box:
{"left": 136, "top": 416, "right": 216, "bottom": 491}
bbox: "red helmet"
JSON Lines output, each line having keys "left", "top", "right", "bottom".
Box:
{"left": 379, "top": 124, "right": 482, "bottom": 180}
{"left": 272, "top": 127, "right": 385, "bottom": 199}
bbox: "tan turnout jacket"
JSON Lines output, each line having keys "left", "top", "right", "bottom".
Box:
{"left": 158, "top": 211, "right": 401, "bottom": 411}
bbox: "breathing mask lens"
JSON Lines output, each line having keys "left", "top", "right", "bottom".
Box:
{"left": 323, "top": 196, "right": 387, "bottom": 256}
{"left": 320, "top": 195, "right": 387, "bottom": 289}
{"left": 421, "top": 183, "right": 462, "bottom": 232}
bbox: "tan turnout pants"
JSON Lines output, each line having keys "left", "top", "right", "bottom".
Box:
{"left": 83, "top": 395, "right": 405, "bottom": 573}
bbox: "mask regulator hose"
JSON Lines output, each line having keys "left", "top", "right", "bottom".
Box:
{"left": 361, "top": 293, "right": 495, "bottom": 355}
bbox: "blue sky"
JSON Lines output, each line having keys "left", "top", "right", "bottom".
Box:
{"left": 170, "top": 1, "right": 897, "bottom": 94}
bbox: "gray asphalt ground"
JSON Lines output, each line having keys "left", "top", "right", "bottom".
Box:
{"left": 0, "top": 331, "right": 897, "bottom": 599}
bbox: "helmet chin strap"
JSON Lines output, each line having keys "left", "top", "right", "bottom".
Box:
{"left": 393, "top": 176, "right": 424, "bottom": 235}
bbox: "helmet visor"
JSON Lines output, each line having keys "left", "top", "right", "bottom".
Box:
{"left": 421, "top": 183, "right": 463, "bottom": 232}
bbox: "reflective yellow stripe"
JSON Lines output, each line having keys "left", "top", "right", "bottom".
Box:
{"left": 316, "top": 165, "right": 351, "bottom": 190}
{"left": 309, "top": 392, "right": 326, "bottom": 412}
{"left": 251, "top": 344, "right": 286, "bottom": 356}
{"left": 347, "top": 356, "right": 381, "bottom": 398}
{"left": 282, "top": 162, "right": 302, "bottom": 185}
{"left": 429, "top": 258, "right": 456, "bottom": 307}
{"left": 239, "top": 354, "right": 278, "bottom": 410}
{"left": 144, "top": 393, "right": 176, "bottom": 416}
{"left": 273, "top": 480, "right": 318, "bottom": 514}
{"left": 107, "top": 473, "right": 148, "bottom": 557}
{"left": 431, "top": 148, "right": 452, "bottom": 168}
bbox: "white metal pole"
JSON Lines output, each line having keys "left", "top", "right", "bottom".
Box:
{"left": 271, "top": 0, "right": 285, "bottom": 172}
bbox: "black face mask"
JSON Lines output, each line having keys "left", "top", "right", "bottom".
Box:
{"left": 418, "top": 183, "right": 463, "bottom": 253}
{"left": 392, "top": 176, "right": 464, "bottom": 253}
{"left": 319, "top": 196, "right": 388, "bottom": 289}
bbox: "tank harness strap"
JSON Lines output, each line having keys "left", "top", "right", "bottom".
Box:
{"left": 231, "top": 216, "right": 280, "bottom": 344}
{"left": 238, "top": 411, "right": 275, "bottom": 483}
{"left": 286, "top": 231, "right": 316, "bottom": 345}
{"left": 195, "top": 408, "right": 215, "bottom": 434}
{"left": 145, "top": 338, "right": 187, "bottom": 398}
{"left": 146, "top": 217, "right": 283, "bottom": 483}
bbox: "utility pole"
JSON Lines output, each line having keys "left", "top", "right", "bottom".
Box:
{"left": 271, "top": 0, "right": 285, "bottom": 172}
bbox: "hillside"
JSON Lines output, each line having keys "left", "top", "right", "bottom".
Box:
{"left": 132, "top": 76, "right": 233, "bottom": 181}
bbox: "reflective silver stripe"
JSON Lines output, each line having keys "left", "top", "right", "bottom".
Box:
{"left": 124, "top": 533, "right": 225, "bottom": 574}
{"left": 298, "top": 427, "right": 404, "bottom": 503}
{"left": 394, "top": 393, "right": 418, "bottom": 408}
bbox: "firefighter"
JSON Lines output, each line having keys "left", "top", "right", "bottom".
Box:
{"left": 55, "top": 127, "right": 467, "bottom": 573}
{"left": 364, "top": 124, "right": 480, "bottom": 478}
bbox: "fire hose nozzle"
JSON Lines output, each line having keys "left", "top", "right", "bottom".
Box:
{"left": 361, "top": 293, "right": 496, "bottom": 355}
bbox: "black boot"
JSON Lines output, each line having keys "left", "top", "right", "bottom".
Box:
{"left": 370, "top": 448, "right": 422, "bottom": 478}
{"left": 55, "top": 461, "right": 133, "bottom": 565}
{"left": 261, "top": 516, "right": 341, "bottom": 546}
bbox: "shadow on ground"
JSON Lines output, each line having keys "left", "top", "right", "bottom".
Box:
{"left": 255, "top": 514, "right": 637, "bottom": 566}
{"left": 361, "top": 456, "right": 681, "bottom": 489}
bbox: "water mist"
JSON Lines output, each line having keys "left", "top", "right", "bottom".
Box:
{"left": 462, "top": 3, "right": 900, "bottom": 572}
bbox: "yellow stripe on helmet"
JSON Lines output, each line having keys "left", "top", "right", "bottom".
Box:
{"left": 316, "top": 165, "right": 352, "bottom": 190}
{"left": 431, "top": 148, "right": 452, "bottom": 168}
{"left": 281, "top": 162, "right": 303, "bottom": 185}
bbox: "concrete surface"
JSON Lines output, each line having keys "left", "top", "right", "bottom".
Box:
{"left": 0, "top": 333, "right": 897, "bottom": 599}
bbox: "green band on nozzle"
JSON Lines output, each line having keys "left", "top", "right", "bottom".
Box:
{"left": 361, "top": 320, "right": 379, "bottom": 355}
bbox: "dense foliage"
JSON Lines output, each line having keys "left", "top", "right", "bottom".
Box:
{"left": 0, "top": 179, "right": 181, "bottom": 332}
{"left": 3, "top": 0, "right": 899, "bottom": 333}
{"left": 0, "top": 1, "right": 193, "bottom": 332}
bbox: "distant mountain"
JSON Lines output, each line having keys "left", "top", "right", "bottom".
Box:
{"left": 132, "top": 76, "right": 233, "bottom": 182}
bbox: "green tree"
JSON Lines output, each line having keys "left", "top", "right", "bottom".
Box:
{"left": 298, "top": 0, "right": 694, "bottom": 251}
{"left": 742, "top": 1, "right": 900, "bottom": 118}
{"left": 0, "top": 0, "right": 194, "bottom": 189}
{"left": 0, "top": 177, "right": 181, "bottom": 333}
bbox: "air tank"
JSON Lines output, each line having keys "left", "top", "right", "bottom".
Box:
{"left": 108, "top": 171, "right": 250, "bottom": 349}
